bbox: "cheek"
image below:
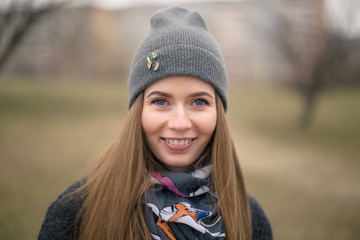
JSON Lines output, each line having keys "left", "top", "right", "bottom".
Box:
{"left": 141, "top": 110, "right": 153, "bottom": 137}
{"left": 208, "top": 111, "right": 217, "bottom": 130}
{"left": 142, "top": 108, "right": 164, "bottom": 139}
{"left": 200, "top": 111, "right": 217, "bottom": 136}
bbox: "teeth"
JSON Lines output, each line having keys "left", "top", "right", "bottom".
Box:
{"left": 165, "top": 139, "right": 192, "bottom": 146}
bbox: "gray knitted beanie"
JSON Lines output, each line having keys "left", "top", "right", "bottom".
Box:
{"left": 128, "top": 6, "right": 228, "bottom": 111}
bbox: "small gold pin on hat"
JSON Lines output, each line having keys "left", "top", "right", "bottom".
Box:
{"left": 147, "top": 57, "right": 152, "bottom": 69}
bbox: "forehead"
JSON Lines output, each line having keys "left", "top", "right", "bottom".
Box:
{"left": 144, "top": 76, "right": 215, "bottom": 95}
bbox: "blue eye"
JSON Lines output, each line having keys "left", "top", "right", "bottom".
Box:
{"left": 193, "top": 99, "right": 208, "bottom": 106}
{"left": 152, "top": 99, "right": 167, "bottom": 105}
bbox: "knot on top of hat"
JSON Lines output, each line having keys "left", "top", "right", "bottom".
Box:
{"left": 150, "top": 7, "right": 208, "bottom": 31}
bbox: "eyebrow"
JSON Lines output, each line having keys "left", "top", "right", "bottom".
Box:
{"left": 145, "top": 91, "right": 171, "bottom": 99}
{"left": 188, "top": 91, "right": 214, "bottom": 99}
{"left": 145, "top": 91, "right": 214, "bottom": 99}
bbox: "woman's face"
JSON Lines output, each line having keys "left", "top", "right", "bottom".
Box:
{"left": 142, "top": 76, "right": 217, "bottom": 172}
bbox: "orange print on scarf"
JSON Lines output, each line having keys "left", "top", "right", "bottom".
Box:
{"left": 169, "top": 203, "right": 198, "bottom": 223}
{"left": 156, "top": 219, "right": 176, "bottom": 240}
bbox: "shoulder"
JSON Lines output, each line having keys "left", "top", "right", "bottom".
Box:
{"left": 38, "top": 180, "right": 85, "bottom": 240}
{"left": 248, "top": 195, "right": 273, "bottom": 240}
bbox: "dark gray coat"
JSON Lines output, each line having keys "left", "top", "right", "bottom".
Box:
{"left": 38, "top": 181, "right": 272, "bottom": 240}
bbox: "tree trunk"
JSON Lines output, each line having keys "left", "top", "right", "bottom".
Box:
{"left": 298, "top": 59, "right": 325, "bottom": 130}
{"left": 0, "top": 13, "right": 36, "bottom": 73}
{"left": 0, "top": 1, "right": 65, "bottom": 74}
{"left": 299, "top": 86, "right": 316, "bottom": 129}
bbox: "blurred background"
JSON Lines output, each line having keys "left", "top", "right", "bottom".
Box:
{"left": 0, "top": 0, "right": 359, "bottom": 239}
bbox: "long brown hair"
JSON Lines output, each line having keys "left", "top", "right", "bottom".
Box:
{"left": 212, "top": 94, "right": 252, "bottom": 239}
{"left": 74, "top": 92, "right": 251, "bottom": 239}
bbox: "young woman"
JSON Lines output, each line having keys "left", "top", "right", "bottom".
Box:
{"left": 38, "top": 7, "right": 272, "bottom": 240}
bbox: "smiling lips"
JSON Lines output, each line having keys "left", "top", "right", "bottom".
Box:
{"left": 161, "top": 138, "right": 196, "bottom": 151}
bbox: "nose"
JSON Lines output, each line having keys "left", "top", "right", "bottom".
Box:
{"left": 168, "top": 106, "right": 192, "bottom": 131}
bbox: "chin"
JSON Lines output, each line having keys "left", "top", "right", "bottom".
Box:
{"left": 161, "top": 158, "right": 195, "bottom": 172}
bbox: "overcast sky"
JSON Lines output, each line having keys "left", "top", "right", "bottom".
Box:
{"left": 90, "top": 0, "right": 360, "bottom": 37}
{"left": 326, "top": 0, "right": 360, "bottom": 37}
{"left": 91, "top": 0, "right": 243, "bottom": 9}
{"left": 1, "top": 0, "right": 358, "bottom": 37}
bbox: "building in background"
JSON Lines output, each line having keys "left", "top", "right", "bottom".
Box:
{"left": 1, "top": 0, "right": 332, "bottom": 85}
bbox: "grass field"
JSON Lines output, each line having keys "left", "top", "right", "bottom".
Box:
{"left": 0, "top": 77, "right": 359, "bottom": 240}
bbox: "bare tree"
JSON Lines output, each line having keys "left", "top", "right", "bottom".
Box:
{"left": 295, "top": 0, "right": 360, "bottom": 129}
{"left": 246, "top": 1, "right": 327, "bottom": 129}
{"left": 0, "top": 0, "right": 67, "bottom": 73}
{"left": 257, "top": 7, "right": 323, "bottom": 130}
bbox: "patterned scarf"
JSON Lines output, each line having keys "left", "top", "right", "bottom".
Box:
{"left": 145, "top": 165, "right": 225, "bottom": 240}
